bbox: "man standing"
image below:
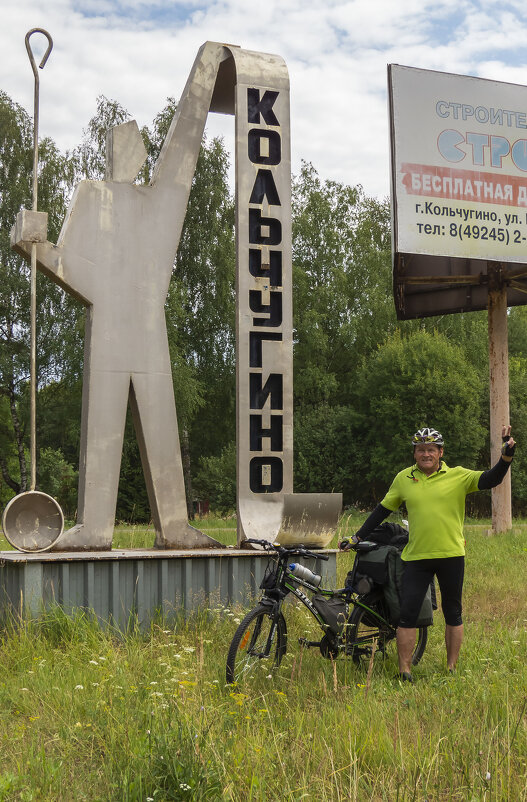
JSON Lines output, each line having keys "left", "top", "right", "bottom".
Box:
{"left": 342, "top": 426, "right": 515, "bottom": 681}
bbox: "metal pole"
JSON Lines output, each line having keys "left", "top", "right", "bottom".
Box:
{"left": 25, "top": 29, "right": 53, "bottom": 491}
{"left": 487, "top": 263, "right": 512, "bottom": 533}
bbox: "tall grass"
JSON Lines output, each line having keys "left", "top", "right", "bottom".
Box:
{"left": 0, "top": 525, "right": 525, "bottom": 799}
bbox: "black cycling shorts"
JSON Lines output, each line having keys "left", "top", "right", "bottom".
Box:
{"left": 398, "top": 556, "right": 465, "bottom": 628}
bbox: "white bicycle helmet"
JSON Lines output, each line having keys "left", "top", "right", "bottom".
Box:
{"left": 412, "top": 427, "right": 444, "bottom": 447}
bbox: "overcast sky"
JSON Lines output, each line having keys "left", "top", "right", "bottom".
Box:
{"left": 2, "top": 0, "right": 527, "bottom": 199}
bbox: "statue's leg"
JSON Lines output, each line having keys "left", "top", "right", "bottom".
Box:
{"left": 53, "top": 370, "right": 130, "bottom": 551}
{"left": 130, "top": 371, "right": 221, "bottom": 548}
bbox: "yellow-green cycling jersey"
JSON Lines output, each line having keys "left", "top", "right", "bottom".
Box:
{"left": 380, "top": 462, "right": 482, "bottom": 561}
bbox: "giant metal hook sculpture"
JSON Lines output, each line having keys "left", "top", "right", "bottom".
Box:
{"left": 2, "top": 29, "right": 64, "bottom": 552}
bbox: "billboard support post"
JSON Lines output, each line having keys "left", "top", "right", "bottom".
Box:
{"left": 487, "top": 263, "right": 512, "bottom": 533}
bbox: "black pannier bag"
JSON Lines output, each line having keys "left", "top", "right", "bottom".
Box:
{"left": 312, "top": 595, "right": 348, "bottom": 636}
{"left": 352, "top": 543, "right": 394, "bottom": 588}
{"left": 346, "top": 523, "right": 407, "bottom": 592}
{"left": 346, "top": 523, "right": 434, "bottom": 627}
{"left": 384, "top": 549, "right": 434, "bottom": 627}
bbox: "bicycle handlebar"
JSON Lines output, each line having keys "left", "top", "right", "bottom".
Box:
{"left": 242, "top": 538, "right": 329, "bottom": 561}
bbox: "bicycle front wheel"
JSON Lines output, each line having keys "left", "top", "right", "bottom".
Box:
{"left": 226, "top": 604, "right": 287, "bottom": 685}
{"left": 347, "top": 602, "right": 428, "bottom": 667}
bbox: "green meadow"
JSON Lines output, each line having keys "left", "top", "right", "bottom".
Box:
{"left": 0, "top": 518, "right": 526, "bottom": 800}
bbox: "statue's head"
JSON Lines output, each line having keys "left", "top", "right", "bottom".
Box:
{"left": 105, "top": 120, "right": 148, "bottom": 182}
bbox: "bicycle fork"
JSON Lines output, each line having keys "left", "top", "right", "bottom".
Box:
{"left": 257, "top": 598, "right": 283, "bottom": 658}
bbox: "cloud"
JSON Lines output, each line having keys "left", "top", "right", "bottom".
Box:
{"left": 2, "top": 0, "right": 527, "bottom": 198}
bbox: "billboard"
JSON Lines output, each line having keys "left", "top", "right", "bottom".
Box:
{"left": 389, "top": 64, "right": 527, "bottom": 319}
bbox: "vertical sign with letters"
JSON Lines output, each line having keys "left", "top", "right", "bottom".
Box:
{"left": 235, "top": 74, "right": 293, "bottom": 542}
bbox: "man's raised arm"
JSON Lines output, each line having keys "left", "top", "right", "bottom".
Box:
{"left": 478, "top": 425, "right": 516, "bottom": 490}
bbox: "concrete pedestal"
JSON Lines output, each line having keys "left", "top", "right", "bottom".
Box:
{"left": 0, "top": 548, "right": 337, "bottom": 630}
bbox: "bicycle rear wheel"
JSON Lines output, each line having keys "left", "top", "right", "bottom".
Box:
{"left": 226, "top": 603, "right": 287, "bottom": 684}
{"left": 347, "top": 600, "right": 427, "bottom": 667}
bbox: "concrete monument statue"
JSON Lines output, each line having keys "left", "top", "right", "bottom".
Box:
{"left": 12, "top": 41, "right": 342, "bottom": 551}
{"left": 13, "top": 44, "right": 232, "bottom": 550}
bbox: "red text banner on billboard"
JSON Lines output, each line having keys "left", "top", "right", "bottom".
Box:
{"left": 389, "top": 64, "right": 527, "bottom": 319}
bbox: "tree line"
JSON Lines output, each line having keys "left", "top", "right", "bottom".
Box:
{"left": 2, "top": 91, "right": 527, "bottom": 521}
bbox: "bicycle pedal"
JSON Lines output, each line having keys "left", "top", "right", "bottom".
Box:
{"left": 298, "top": 638, "right": 321, "bottom": 648}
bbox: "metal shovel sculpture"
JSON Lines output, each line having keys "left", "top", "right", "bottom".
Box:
{"left": 2, "top": 29, "right": 64, "bottom": 552}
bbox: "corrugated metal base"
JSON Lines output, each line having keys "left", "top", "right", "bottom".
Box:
{"left": 0, "top": 548, "right": 337, "bottom": 630}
